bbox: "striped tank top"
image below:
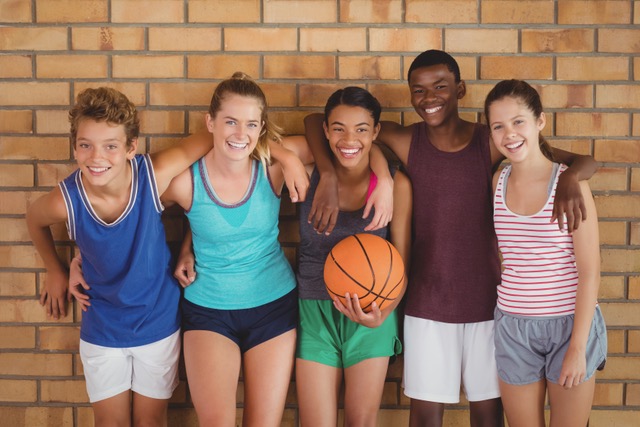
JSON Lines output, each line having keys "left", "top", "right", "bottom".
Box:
{"left": 494, "top": 163, "right": 579, "bottom": 317}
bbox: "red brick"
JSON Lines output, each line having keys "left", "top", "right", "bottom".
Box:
{"left": 112, "top": 55, "right": 184, "bottom": 79}
{"left": 0, "top": 110, "right": 32, "bottom": 133}
{"left": 522, "top": 29, "right": 594, "bottom": 53}
{"left": 224, "top": 28, "right": 297, "bottom": 52}
{"left": 188, "top": 0, "right": 260, "bottom": 23}
{"left": 600, "top": 249, "right": 640, "bottom": 275}
{"left": 0, "top": 326, "right": 35, "bottom": 349}
{"left": 187, "top": 111, "right": 209, "bottom": 133}
{"left": 558, "top": 0, "right": 631, "bottom": 24}
{"left": 632, "top": 168, "right": 640, "bottom": 191}
{"left": 0, "top": 218, "right": 29, "bottom": 243}
{"left": 37, "top": 55, "right": 108, "bottom": 79}
{"left": 627, "top": 384, "right": 640, "bottom": 406}
{"left": 264, "top": 0, "right": 337, "bottom": 23}
{"left": 630, "top": 276, "right": 640, "bottom": 299}
{"left": 594, "top": 140, "right": 640, "bottom": 163}
{"left": 0, "top": 407, "right": 73, "bottom": 427}
{"left": 460, "top": 83, "right": 493, "bottom": 109}
{"left": 0, "top": 272, "right": 36, "bottom": 297}
{"left": 111, "top": 0, "right": 184, "bottom": 23}
{"left": 481, "top": 0, "right": 554, "bottom": 24}
{"left": 593, "top": 382, "right": 623, "bottom": 406}
{"left": 631, "top": 330, "right": 640, "bottom": 353}
{"left": 0, "top": 353, "right": 73, "bottom": 376}
{"left": 264, "top": 56, "right": 335, "bottom": 80}
{"left": 35, "top": 0, "right": 107, "bottom": 23}
{"left": 72, "top": 27, "right": 145, "bottom": 51}
{"left": 595, "top": 195, "right": 640, "bottom": 219}
{"left": 2, "top": 0, "right": 32, "bottom": 22}
{"left": 370, "top": 28, "right": 442, "bottom": 52}
{"left": 556, "top": 113, "right": 629, "bottom": 138}
{"left": 596, "top": 85, "right": 640, "bottom": 109}
{"left": 547, "top": 139, "right": 592, "bottom": 156}
{"left": 0, "top": 27, "right": 67, "bottom": 50}
{"left": 635, "top": 113, "right": 640, "bottom": 137}
{"left": 598, "top": 275, "right": 625, "bottom": 300}
{"left": 74, "top": 82, "right": 146, "bottom": 106}
{"left": 598, "top": 221, "right": 627, "bottom": 246}
{"left": 340, "top": 0, "right": 402, "bottom": 23}
{"left": 0, "top": 191, "right": 35, "bottom": 216}
{"left": 270, "top": 111, "right": 309, "bottom": 136}
{"left": 187, "top": 55, "right": 260, "bottom": 80}
{"left": 0, "top": 55, "right": 32, "bottom": 78}
{"left": 0, "top": 164, "right": 33, "bottom": 187}
{"left": 557, "top": 57, "right": 628, "bottom": 81}
{"left": 338, "top": 56, "right": 401, "bottom": 81}
{"left": 597, "top": 355, "right": 640, "bottom": 381}
{"left": 446, "top": 29, "right": 517, "bottom": 53}
{"left": 480, "top": 56, "right": 553, "bottom": 80}
{"left": 0, "top": 82, "right": 69, "bottom": 106}
{"left": 300, "top": 28, "right": 366, "bottom": 52}
{"left": 632, "top": 223, "right": 640, "bottom": 246}
{"left": 149, "top": 27, "right": 222, "bottom": 51}
{"left": 406, "top": 0, "right": 477, "bottom": 24}
{"left": 150, "top": 82, "right": 214, "bottom": 107}
{"left": 261, "top": 83, "right": 297, "bottom": 108}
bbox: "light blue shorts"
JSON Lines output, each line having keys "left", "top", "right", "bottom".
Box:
{"left": 494, "top": 306, "right": 607, "bottom": 385}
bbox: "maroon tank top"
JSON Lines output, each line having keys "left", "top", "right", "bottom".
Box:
{"left": 405, "top": 122, "right": 500, "bottom": 323}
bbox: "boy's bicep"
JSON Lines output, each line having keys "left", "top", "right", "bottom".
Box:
{"left": 152, "top": 131, "right": 211, "bottom": 192}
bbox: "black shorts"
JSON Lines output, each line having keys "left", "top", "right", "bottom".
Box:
{"left": 181, "top": 289, "right": 298, "bottom": 353}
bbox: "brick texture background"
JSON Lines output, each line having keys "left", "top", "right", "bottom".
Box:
{"left": 0, "top": 0, "right": 638, "bottom": 426}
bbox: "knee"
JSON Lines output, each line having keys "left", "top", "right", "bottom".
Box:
{"left": 344, "top": 411, "right": 378, "bottom": 427}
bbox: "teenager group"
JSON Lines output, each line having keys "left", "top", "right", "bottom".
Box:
{"left": 27, "top": 49, "right": 607, "bottom": 427}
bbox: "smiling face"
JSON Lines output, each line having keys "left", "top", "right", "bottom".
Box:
{"left": 73, "top": 118, "right": 137, "bottom": 189}
{"left": 487, "top": 96, "right": 546, "bottom": 164}
{"left": 206, "top": 94, "right": 264, "bottom": 162}
{"left": 409, "top": 63, "right": 465, "bottom": 127}
{"left": 323, "top": 104, "right": 380, "bottom": 170}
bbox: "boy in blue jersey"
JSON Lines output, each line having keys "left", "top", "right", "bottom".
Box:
{"left": 26, "top": 87, "right": 213, "bottom": 426}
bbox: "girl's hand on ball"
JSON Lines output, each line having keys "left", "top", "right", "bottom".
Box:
{"left": 333, "top": 293, "right": 383, "bottom": 328}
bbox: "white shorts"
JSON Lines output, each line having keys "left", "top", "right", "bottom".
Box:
{"left": 402, "top": 316, "right": 500, "bottom": 403}
{"left": 79, "top": 330, "right": 181, "bottom": 403}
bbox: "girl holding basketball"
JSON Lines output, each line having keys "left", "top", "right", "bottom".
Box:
{"left": 286, "top": 87, "right": 412, "bottom": 427}
{"left": 485, "top": 79, "right": 607, "bottom": 427}
{"left": 166, "top": 72, "right": 300, "bottom": 427}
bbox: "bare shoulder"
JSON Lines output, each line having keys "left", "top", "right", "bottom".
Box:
{"left": 27, "top": 185, "right": 68, "bottom": 225}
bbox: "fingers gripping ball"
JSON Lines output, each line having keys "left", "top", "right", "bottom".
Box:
{"left": 324, "top": 233, "right": 405, "bottom": 312}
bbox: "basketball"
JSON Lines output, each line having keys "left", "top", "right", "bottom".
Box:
{"left": 324, "top": 233, "right": 405, "bottom": 312}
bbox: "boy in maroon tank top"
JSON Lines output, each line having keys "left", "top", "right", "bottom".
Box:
{"left": 304, "top": 50, "right": 597, "bottom": 427}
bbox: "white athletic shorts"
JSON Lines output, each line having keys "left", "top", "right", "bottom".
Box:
{"left": 79, "top": 329, "right": 181, "bottom": 403}
{"left": 402, "top": 316, "right": 500, "bottom": 403}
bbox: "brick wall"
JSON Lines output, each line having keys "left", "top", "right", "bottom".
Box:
{"left": 0, "top": 0, "right": 638, "bottom": 426}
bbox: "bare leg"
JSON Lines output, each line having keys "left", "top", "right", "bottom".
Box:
{"left": 343, "top": 356, "right": 390, "bottom": 427}
{"left": 548, "top": 376, "right": 595, "bottom": 427}
{"left": 183, "top": 330, "right": 241, "bottom": 427}
{"left": 296, "top": 358, "right": 342, "bottom": 427}
{"left": 469, "top": 397, "right": 504, "bottom": 427}
{"left": 498, "top": 379, "right": 545, "bottom": 427}
{"left": 132, "top": 393, "right": 169, "bottom": 427}
{"left": 242, "top": 329, "right": 296, "bottom": 427}
{"left": 409, "top": 399, "right": 444, "bottom": 427}
{"left": 93, "top": 390, "right": 131, "bottom": 427}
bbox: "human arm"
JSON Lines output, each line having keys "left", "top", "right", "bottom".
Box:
{"left": 25, "top": 187, "right": 70, "bottom": 319}
{"left": 151, "top": 131, "right": 213, "bottom": 195}
{"left": 67, "top": 253, "right": 91, "bottom": 312}
{"left": 269, "top": 137, "right": 310, "bottom": 203}
{"left": 550, "top": 149, "right": 598, "bottom": 233}
{"left": 174, "top": 225, "right": 196, "bottom": 288}
{"left": 558, "top": 181, "right": 600, "bottom": 389}
{"left": 333, "top": 171, "right": 412, "bottom": 328}
{"left": 363, "top": 144, "right": 394, "bottom": 232}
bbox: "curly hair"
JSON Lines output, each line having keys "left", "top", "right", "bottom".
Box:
{"left": 69, "top": 87, "right": 139, "bottom": 148}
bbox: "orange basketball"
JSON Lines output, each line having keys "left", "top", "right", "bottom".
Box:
{"left": 324, "top": 233, "right": 405, "bottom": 312}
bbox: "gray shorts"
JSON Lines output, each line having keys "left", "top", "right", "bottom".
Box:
{"left": 494, "top": 306, "right": 607, "bottom": 385}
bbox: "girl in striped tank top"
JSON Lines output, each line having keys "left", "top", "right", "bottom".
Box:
{"left": 485, "top": 80, "right": 607, "bottom": 427}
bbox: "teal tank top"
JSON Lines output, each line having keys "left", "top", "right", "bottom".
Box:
{"left": 185, "top": 158, "right": 296, "bottom": 309}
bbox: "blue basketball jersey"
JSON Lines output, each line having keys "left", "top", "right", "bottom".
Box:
{"left": 60, "top": 154, "right": 180, "bottom": 347}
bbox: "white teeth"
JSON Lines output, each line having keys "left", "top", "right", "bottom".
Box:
{"left": 88, "top": 167, "right": 108, "bottom": 172}
{"left": 505, "top": 141, "right": 524, "bottom": 149}
{"left": 425, "top": 106, "right": 443, "bottom": 114}
{"left": 339, "top": 148, "right": 360, "bottom": 155}
{"left": 227, "top": 141, "right": 248, "bottom": 149}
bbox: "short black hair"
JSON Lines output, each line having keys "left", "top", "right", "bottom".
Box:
{"left": 324, "top": 86, "right": 382, "bottom": 126}
{"left": 407, "top": 49, "right": 461, "bottom": 83}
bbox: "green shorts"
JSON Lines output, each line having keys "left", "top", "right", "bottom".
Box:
{"left": 296, "top": 299, "right": 402, "bottom": 368}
